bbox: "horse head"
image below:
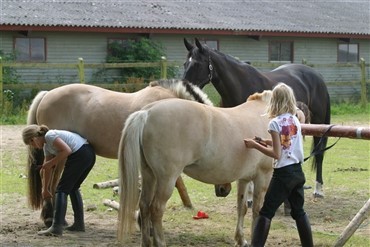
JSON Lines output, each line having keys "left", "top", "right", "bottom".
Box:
{"left": 214, "top": 183, "right": 232, "bottom": 197}
{"left": 183, "top": 38, "right": 212, "bottom": 89}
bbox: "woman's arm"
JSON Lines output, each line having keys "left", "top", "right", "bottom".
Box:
{"left": 244, "top": 131, "right": 281, "bottom": 159}
{"left": 41, "top": 137, "right": 72, "bottom": 198}
{"left": 42, "top": 137, "right": 72, "bottom": 170}
{"left": 41, "top": 156, "right": 53, "bottom": 199}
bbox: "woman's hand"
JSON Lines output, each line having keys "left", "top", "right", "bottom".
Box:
{"left": 42, "top": 188, "right": 52, "bottom": 199}
{"left": 41, "top": 160, "right": 55, "bottom": 171}
{"left": 244, "top": 136, "right": 268, "bottom": 149}
{"left": 244, "top": 138, "right": 257, "bottom": 148}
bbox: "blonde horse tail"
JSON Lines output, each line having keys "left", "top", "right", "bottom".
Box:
{"left": 117, "top": 110, "right": 148, "bottom": 243}
{"left": 26, "top": 91, "right": 48, "bottom": 209}
{"left": 27, "top": 91, "right": 47, "bottom": 125}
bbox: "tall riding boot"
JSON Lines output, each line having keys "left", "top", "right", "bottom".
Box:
{"left": 251, "top": 215, "right": 271, "bottom": 247}
{"left": 38, "top": 192, "right": 67, "bottom": 236}
{"left": 296, "top": 213, "right": 314, "bottom": 247}
{"left": 66, "top": 190, "right": 85, "bottom": 232}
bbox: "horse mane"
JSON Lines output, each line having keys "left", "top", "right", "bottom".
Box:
{"left": 247, "top": 90, "right": 272, "bottom": 103}
{"left": 149, "top": 79, "right": 213, "bottom": 106}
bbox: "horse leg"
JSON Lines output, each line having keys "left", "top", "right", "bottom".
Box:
{"left": 234, "top": 179, "right": 248, "bottom": 247}
{"left": 139, "top": 167, "right": 157, "bottom": 247}
{"left": 175, "top": 176, "right": 192, "bottom": 208}
{"left": 314, "top": 155, "right": 324, "bottom": 198}
{"left": 251, "top": 169, "right": 273, "bottom": 238}
{"left": 150, "top": 177, "right": 177, "bottom": 247}
{"left": 246, "top": 182, "right": 254, "bottom": 208}
{"left": 41, "top": 198, "right": 54, "bottom": 227}
{"left": 41, "top": 162, "right": 65, "bottom": 227}
{"left": 313, "top": 136, "right": 326, "bottom": 198}
{"left": 39, "top": 169, "right": 53, "bottom": 227}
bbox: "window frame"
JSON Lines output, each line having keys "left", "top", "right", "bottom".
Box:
{"left": 13, "top": 37, "right": 46, "bottom": 62}
{"left": 337, "top": 43, "right": 359, "bottom": 63}
{"left": 268, "top": 41, "right": 294, "bottom": 63}
{"left": 107, "top": 38, "right": 136, "bottom": 57}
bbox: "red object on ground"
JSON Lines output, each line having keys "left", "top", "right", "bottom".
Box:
{"left": 193, "top": 210, "right": 209, "bottom": 219}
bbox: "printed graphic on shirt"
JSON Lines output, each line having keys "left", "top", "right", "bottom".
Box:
{"left": 279, "top": 116, "right": 298, "bottom": 157}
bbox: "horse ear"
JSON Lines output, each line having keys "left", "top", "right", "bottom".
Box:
{"left": 184, "top": 38, "right": 194, "bottom": 51}
{"left": 195, "top": 38, "right": 204, "bottom": 53}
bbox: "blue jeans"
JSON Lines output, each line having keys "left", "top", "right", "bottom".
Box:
{"left": 260, "top": 163, "right": 306, "bottom": 220}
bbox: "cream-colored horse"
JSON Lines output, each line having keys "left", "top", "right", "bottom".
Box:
{"left": 118, "top": 91, "right": 274, "bottom": 247}
{"left": 26, "top": 79, "right": 214, "bottom": 226}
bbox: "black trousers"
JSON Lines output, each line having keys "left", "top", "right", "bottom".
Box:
{"left": 260, "top": 163, "right": 306, "bottom": 220}
{"left": 56, "top": 144, "right": 96, "bottom": 194}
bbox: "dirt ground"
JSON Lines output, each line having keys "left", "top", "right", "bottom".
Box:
{"left": 1, "top": 125, "right": 369, "bottom": 247}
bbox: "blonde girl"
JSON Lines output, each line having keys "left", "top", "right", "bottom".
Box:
{"left": 244, "top": 83, "right": 313, "bottom": 247}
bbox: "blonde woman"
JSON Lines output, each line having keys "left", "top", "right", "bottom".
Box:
{"left": 22, "top": 124, "right": 95, "bottom": 236}
{"left": 244, "top": 83, "right": 313, "bottom": 247}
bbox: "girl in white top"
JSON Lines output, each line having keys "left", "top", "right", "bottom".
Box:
{"left": 22, "top": 124, "right": 95, "bottom": 237}
{"left": 244, "top": 83, "right": 313, "bottom": 247}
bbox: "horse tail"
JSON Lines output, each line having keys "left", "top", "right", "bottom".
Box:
{"left": 27, "top": 91, "right": 47, "bottom": 125}
{"left": 117, "top": 110, "right": 148, "bottom": 243}
{"left": 26, "top": 91, "right": 48, "bottom": 209}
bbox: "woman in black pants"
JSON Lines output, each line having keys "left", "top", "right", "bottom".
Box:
{"left": 22, "top": 124, "right": 96, "bottom": 236}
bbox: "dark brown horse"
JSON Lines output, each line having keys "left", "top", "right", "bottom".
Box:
{"left": 183, "top": 38, "right": 331, "bottom": 198}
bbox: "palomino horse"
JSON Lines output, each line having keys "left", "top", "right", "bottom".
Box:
{"left": 118, "top": 91, "right": 273, "bottom": 247}
{"left": 26, "top": 79, "right": 216, "bottom": 227}
{"left": 183, "top": 38, "right": 331, "bottom": 198}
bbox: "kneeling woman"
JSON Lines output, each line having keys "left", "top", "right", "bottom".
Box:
{"left": 22, "top": 124, "right": 96, "bottom": 236}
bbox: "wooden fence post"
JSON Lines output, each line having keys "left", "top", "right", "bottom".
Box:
{"left": 334, "top": 198, "right": 370, "bottom": 247}
{"left": 0, "top": 57, "right": 3, "bottom": 111}
{"left": 359, "top": 58, "right": 368, "bottom": 108}
{"left": 160, "top": 56, "right": 167, "bottom": 79}
{"left": 78, "top": 57, "right": 85, "bottom": 84}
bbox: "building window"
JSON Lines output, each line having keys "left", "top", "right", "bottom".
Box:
{"left": 14, "top": 38, "right": 46, "bottom": 61}
{"left": 269, "top": 41, "right": 293, "bottom": 62}
{"left": 107, "top": 38, "right": 133, "bottom": 58}
{"left": 338, "top": 43, "right": 359, "bottom": 63}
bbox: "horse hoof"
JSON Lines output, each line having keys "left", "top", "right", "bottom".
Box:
{"left": 303, "top": 185, "right": 312, "bottom": 189}
{"left": 234, "top": 240, "right": 249, "bottom": 247}
{"left": 313, "top": 193, "right": 324, "bottom": 198}
{"left": 44, "top": 218, "right": 53, "bottom": 228}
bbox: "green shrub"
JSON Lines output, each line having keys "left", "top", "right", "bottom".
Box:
{"left": 106, "top": 38, "right": 178, "bottom": 83}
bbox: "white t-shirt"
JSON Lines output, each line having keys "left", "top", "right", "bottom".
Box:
{"left": 268, "top": 113, "right": 304, "bottom": 169}
{"left": 44, "top": 130, "right": 87, "bottom": 157}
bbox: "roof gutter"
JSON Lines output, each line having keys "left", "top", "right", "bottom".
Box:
{"left": 1, "top": 25, "right": 370, "bottom": 40}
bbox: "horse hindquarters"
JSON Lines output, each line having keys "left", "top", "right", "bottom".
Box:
{"left": 118, "top": 110, "right": 168, "bottom": 246}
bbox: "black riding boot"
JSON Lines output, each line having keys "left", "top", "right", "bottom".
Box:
{"left": 296, "top": 213, "right": 314, "bottom": 247}
{"left": 66, "top": 190, "right": 85, "bottom": 232}
{"left": 251, "top": 215, "right": 271, "bottom": 247}
{"left": 38, "top": 192, "right": 67, "bottom": 236}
